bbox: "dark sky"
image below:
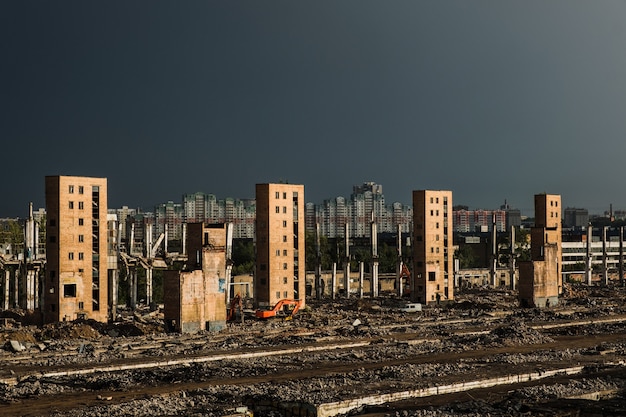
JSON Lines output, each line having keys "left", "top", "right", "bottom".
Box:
{"left": 3, "top": 1, "right": 626, "bottom": 217}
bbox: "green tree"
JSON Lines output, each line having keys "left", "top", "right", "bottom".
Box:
{"left": 232, "top": 239, "right": 255, "bottom": 275}
{"left": 0, "top": 220, "right": 24, "bottom": 254}
{"left": 305, "top": 231, "right": 334, "bottom": 271}
{"left": 378, "top": 242, "right": 398, "bottom": 273}
{"left": 456, "top": 244, "right": 478, "bottom": 269}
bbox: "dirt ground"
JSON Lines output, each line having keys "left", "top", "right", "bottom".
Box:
{"left": 1, "top": 284, "right": 626, "bottom": 417}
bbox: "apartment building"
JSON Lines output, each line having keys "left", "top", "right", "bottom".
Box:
{"left": 44, "top": 176, "right": 108, "bottom": 323}
{"left": 412, "top": 190, "right": 454, "bottom": 304}
{"left": 182, "top": 192, "right": 256, "bottom": 239}
{"left": 254, "top": 183, "right": 305, "bottom": 308}
{"left": 308, "top": 183, "right": 413, "bottom": 238}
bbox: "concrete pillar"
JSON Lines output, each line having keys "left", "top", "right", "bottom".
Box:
{"left": 110, "top": 269, "right": 118, "bottom": 320}
{"left": 359, "top": 262, "right": 364, "bottom": 298}
{"left": 146, "top": 224, "right": 153, "bottom": 258}
{"left": 510, "top": 226, "right": 516, "bottom": 291}
{"left": 490, "top": 215, "right": 497, "bottom": 287}
{"left": 586, "top": 224, "right": 593, "bottom": 286}
{"left": 344, "top": 224, "right": 350, "bottom": 298}
{"left": 396, "top": 224, "right": 403, "bottom": 297}
{"left": 3, "top": 269, "right": 9, "bottom": 310}
{"left": 182, "top": 223, "right": 187, "bottom": 256}
{"left": 225, "top": 223, "right": 234, "bottom": 305}
{"left": 602, "top": 226, "right": 609, "bottom": 286}
{"left": 164, "top": 223, "right": 168, "bottom": 256}
{"left": 34, "top": 267, "right": 40, "bottom": 309}
{"left": 371, "top": 220, "right": 378, "bottom": 297}
{"left": 129, "top": 223, "right": 135, "bottom": 256}
{"left": 129, "top": 268, "right": 137, "bottom": 309}
{"left": 13, "top": 267, "right": 19, "bottom": 308}
{"left": 146, "top": 267, "right": 153, "bottom": 307}
{"left": 331, "top": 263, "right": 337, "bottom": 300}
{"left": 371, "top": 261, "right": 379, "bottom": 297}
{"left": 315, "top": 223, "right": 323, "bottom": 300}
{"left": 397, "top": 262, "right": 404, "bottom": 298}
{"left": 26, "top": 269, "right": 35, "bottom": 310}
{"left": 619, "top": 226, "right": 624, "bottom": 287}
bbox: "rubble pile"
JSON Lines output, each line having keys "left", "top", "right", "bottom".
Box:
{"left": 485, "top": 321, "right": 554, "bottom": 346}
{"left": 1, "top": 286, "right": 626, "bottom": 416}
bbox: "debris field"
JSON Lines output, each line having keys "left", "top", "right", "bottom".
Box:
{"left": 0, "top": 285, "right": 625, "bottom": 417}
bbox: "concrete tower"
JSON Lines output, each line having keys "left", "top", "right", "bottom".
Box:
{"left": 255, "top": 183, "right": 305, "bottom": 308}
{"left": 412, "top": 190, "right": 454, "bottom": 304}
{"left": 44, "top": 176, "right": 108, "bottom": 323}
{"left": 519, "top": 193, "right": 562, "bottom": 308}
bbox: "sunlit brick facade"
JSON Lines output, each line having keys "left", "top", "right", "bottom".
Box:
{"left": 44, "top": 176, "right": 108, "bottom": 323}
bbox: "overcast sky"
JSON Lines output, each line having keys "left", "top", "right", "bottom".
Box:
{"left": 2, "top": 1, "right": 626, "bottom": 217}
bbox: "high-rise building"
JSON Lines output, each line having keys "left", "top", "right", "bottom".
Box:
{"left": 563, "top": 207, "right": 589, "bottom": 229}
{"left": 412, "top": 190, "right": 454, "bottom": 304}
{"left": 305, "top": 183, "right": 412, "bottom": 238}
{"left": 254, "top": 183, "right": 305, "bottom": 308}
{"left": 44, "top": 176, "right": 108, "bottom": 323}
{"left": 155, "top": 201, "right": 184, "bottom": 244}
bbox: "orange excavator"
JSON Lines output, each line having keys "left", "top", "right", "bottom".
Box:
{"left": 227, "top": 293, "right": 243, "bottom": 322}
{"left": 255, "top": 299, "right": 304, "bottom": 320}
{"left": 400, "top": 263, "right": 411, "bottom": 296}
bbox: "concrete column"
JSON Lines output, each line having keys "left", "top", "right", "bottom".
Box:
{"left": 164, "top": 224, "right": 168, "bottom": 256}
{"left": 3, "top": 269, "right": 9, "bottom": 310}
{"left": 146, "top": 267, "right": 153, "bottom": 307}
{"left": 331, "top": 263, "right": 337, "bottom": 300}
{"left": 182, "top": 223, "right": 187, "bottom": 256}
{"left": 34, "top": 267, "right": 40, "bottom": 309}
{"left": 146, "top": 224, "right": 153, "bottom": 258}
{"left": 13, "top": 267, "right": 19, "bottom": 308}
{"left": 619, "top": 226, "right": 624, "bottom": 287}
{"left": 343, "top": 264, "right": 350, "bottom": 298}
{"left": 509, "top": 226, "right": 516, "bottom": 291}
{"left": 359, "top": 262, "right": 364, "bottom": 298}
{"left": 225, "top": 223, "right": 234, "bottom": 305}
{"left": 490, "top": 215, "right": 497, "bottom": 287}
{"left": 396, "top": 224, "right": 403, "bottom": 297}
{"left": 371, "top": 261, "right": 379, "bottom": 297}
{"left": 371, "top": 221, "right": 378, "bottom": 297}
{"left": 397, "top": 262, "right": 404, "bottom": 298}
{"left": 586, "top": 224, "right": 593, "bottom": 286}
{"left": 110, "top": 269, "right": 118, "bottom": 320}
{"left": 130, "top": 268, "right": 137, "bottom": 309}
{"left": 315, "top": 223, "right": 323, "bottom": 300}
{"left": 129, "top": 223, "right": 135, "bottom": 256}
{"left": 344, "top": 223, "right": 350, "bottom": 298}
{"left": 26, "top": 269, "right": 35, "bottom": 310}
{"left": 602, "top": 226, "right": 609, "bottom": 286}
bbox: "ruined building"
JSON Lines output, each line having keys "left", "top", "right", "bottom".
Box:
{"left": 44, "top": 176, "right": 109, "bottom": 323}
{"left": 519, "top": 193, "right": 562, "bottom": 308}
{"left": 412, "top": 190, "right": 454, "bottom": 304}
{"left": 163, "top": 223, "right": 228, "bottom": 333}
{"left": 254, "top": 183, "right": 305, "bottom": 308}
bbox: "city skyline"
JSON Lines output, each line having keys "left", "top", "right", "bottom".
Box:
{"left": 0, "top": 179, "right": 622, "bottom": 220}
{"left": 4, "top": 2, "right": 626, "bottom": 217}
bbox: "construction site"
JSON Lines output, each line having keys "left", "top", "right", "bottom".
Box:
{"left": 1, "top": 180, "right": 626, "bottom": 416}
